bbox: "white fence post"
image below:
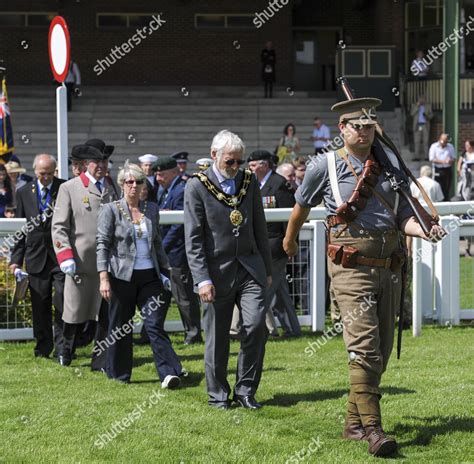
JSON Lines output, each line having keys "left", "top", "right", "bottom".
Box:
{"left": 412, "top": 236, "right": 423, "bottom": 337}
{"left": 435, "top": 215, "right": 460, "bottom": 325}
{"left": 311, "top": 220, "right": 326, "bottom": 332}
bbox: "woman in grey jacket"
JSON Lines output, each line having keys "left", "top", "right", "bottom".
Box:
{"left": 97, "top": 162, "right": 183, "bottom": 386}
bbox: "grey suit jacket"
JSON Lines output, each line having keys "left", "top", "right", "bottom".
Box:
{"left": 96, "top": 198, "right": 170, "bottom": 281}
{"left": 184, "top": 167, "right": 272, "bottom": 297}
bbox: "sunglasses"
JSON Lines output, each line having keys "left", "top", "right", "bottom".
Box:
{"left": 224, "top": 159, "right": 245, "bottom": 166}
{"left": 124, "top": 180, "right": 145, "bottom": 186}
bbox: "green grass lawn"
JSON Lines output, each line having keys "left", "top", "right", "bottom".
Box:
{"left": 0, "top": 326, "right": 473, "bottom": 463}
{"left": 460, "top": 256, "right": 474, "bottom": 309}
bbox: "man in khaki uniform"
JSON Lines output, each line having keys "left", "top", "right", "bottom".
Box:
{"left": 52, "top": 142, "right": 118, "bottom": 368}
{"left": 283, "top": 98, "right": 443, "bottom": 457}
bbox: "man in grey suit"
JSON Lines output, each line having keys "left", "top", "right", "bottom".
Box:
{"left": 184, "top": 130, "right": 272, "bottom": 410}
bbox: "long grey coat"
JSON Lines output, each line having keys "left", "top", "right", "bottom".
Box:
{"left": 52, "top": 172, "right": 118, "bottom": 324}
{"left": 96, "top": 198, "right": 170, "bottom": 280}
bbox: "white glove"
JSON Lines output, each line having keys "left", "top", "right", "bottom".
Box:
{"left": 14, "top": 269, "right": 29, "bottom": 282}
{"left": 160, "top": 274, "right": 171, "bottom": 291}
{"left": 60, "top": 259, "right": 76, "bottom": 277}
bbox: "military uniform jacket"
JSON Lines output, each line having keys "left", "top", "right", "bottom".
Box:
{"left": 52, "top": 172, "right": 118, "bottom": 324}
{"left": 184, "top": 167, "right": 272, "bottom": 298}
{"left": 260, "top": 171, "right": 295, "bottom": 259}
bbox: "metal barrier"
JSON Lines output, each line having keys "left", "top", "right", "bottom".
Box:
{"left": 0, "top": 202, "right": 472, "bottom": 340}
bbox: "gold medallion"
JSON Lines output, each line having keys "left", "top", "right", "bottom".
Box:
{"left": 230, "top": 209, "right": 243, "bottom": 226}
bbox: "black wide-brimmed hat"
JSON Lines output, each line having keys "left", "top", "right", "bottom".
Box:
{"left": 70, "top": 144, "right": 108, "bottom": 161}
{"left": 84, "top": 138, "right": 114, "bottom": 157}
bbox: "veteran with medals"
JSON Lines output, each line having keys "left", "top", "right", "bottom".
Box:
{"left": 184, "top": 130, "right": 272, "bottom": 410}
{"left": 283, "top": 98, "right": 444, "bottom": 457}
{"left": 52, "top": 142, "right": 118, "bottom": 368}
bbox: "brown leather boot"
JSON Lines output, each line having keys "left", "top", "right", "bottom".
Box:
{"left": 342, "top": 422, "right": 367, "bottom": 441}
{"left": 365, "top": 426, "right": 397, "bottom": 457}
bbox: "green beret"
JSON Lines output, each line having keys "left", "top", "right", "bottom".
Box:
{"left": 153, "top": 156, "right": 177, "bottom": 172}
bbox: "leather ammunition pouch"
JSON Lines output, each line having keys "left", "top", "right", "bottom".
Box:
{"left": 327, "top": 244, "right": 406, "bottom": 272}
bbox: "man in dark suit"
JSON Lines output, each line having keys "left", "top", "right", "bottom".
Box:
{"left": 184, "top": 130, "right": 272, "bottom": 410}
{"left": 155, "top": 156, "right": 202, "bottom": 345}
{"left": 10, "top": 154, "right": 65, "bottom": 359}
{"left": 247, "top": 150, "right": 301, "bottom": 337}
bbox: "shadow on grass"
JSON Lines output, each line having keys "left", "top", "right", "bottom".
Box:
{"left": 264, "top": 389, "right": 347, "bottom": 406}
{"left": 393, "top": 415, "right": 474, "bottom": 447}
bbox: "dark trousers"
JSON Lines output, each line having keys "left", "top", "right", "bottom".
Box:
{"left": 106, "top": 269, "right": 182, "bottom": 383}
{"left": 65, "top": 83, "right": 74, "bottom": 111}
{"left": 62, "top": 299, "right": 109, "bottom": 370}
{"left": 434, "top": 166, "right": 452, "bottom": 200}
{"left": 28, "top": 259, "right": 65, "bottom": 357}
{"left": 203, "top": 266, "right": 267, "bottom": 406}
{"left": 264, "top": 80, "right": 273, "bottom": 98}
{"left": 170, "top": 266, "right": 202, "bottom": 342}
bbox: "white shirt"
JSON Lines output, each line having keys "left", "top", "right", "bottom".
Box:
{"left": 133, "top": 222, "right": 154, "bottom": 270}
{"left": 259, "top": 170, "right": 272, "bottom": 189}
{"left": 411, "top": 58, "right": 429, "bottom": 77}
{"left": 429, "top": 142, "right": 455, "bottom": 168}
{"left": 410, "top": 177, "right": 444, "bottom": 205}
{"left": 312, "top": 124, "right": 331, "bottom": 149}
{"left": 85, "top": 171, "right": 105, "bottom": 191}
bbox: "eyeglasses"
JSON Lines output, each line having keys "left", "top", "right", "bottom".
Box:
{"left": 124, "top": 180, "right": 145, "bottom": 186}
{"left": 224, "top": 159, "right": 245, "bottom": 167}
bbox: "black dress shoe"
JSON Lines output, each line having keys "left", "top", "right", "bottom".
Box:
{"left": 58, "top": 355, "right": 72, "bottom": 366}
{"left": 234, "top": 395, "right": 262, "bottom": 409}
{"left": 184, "top": 336, "right": 203, "bottom": 345}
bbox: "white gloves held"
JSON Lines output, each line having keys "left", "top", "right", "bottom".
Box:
{"left": 60, "top": 259, "right": 76, "bottom": 277}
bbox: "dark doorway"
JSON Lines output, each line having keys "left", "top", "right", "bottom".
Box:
{"left": 293, "top": 29, "right": 339, "bottom": 91}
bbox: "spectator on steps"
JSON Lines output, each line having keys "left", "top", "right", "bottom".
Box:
{"left": 410, "top": 95, "right": 433, "bottom": 161}
{"left": 64, "top": 60, "right": 81, "bottom": 112}
{"left": 277, "top": 123, "right": 300, "bottom": 164}
{"left": 261, "top": 41, "right": 276, "bottom": 98}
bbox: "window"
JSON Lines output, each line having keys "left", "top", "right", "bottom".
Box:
{"left": 342, "top": 50, "right": 365, "bottom": 78}
{"left": 97, "top": 13, "right": 159, "bottom": 28}
{"left": 0, "top": 12, "right": 55, "bottom": 27}
{"left": 368, "top": 50, "right": 391, "bottom": 77}
{"left": 195, "top": 14, "right": 254, "bottom": 29}
{"left": 97, "top": 14, "right": 128, "bottom": 28}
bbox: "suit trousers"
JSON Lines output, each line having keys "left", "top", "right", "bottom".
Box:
{"left": 107, "top": 269, "right": 182, "bottom": 383}
{"left": 170, "top": 266, "right": 202, "bottom": 342}
{"left": 268, "top": 257, "right": 301, "bottom": 336}
{"left": 203, "top": 265, "right": 267, "bottom": 406}
{"left": 28, "top": 258, "right": 65, "bottom": 357}
{"left": 62, "top": 299, "right": 108, "bottom": 370}
{"left": 413, "top": 124, "right": 429, "bottom": 159}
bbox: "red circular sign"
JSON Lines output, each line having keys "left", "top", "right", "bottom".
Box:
{"left": 48, "top": 16, "right": 71, "bottom": 83}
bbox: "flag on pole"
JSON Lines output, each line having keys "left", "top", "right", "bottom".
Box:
{"left": 0, "top": 77, "right": 14, "bottom": 161}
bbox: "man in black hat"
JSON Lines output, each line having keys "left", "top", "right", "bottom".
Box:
{"left": 171, "top": 151, "right": 190, "bottom": 181}
{"left": 52, "top": 142, "right": 119, "bottom": 368}
{"left": 247, "top": 150, "right": 301, "bottom": 338}
{"left": 155, "top": 156, "right": 202, "bottom": 344}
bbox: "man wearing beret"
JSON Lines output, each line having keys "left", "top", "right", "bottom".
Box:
{"left": 155, "top": 156, "right": 202, "bottom": 345}
{"left": 284, "top": 98, "right": 444, "bottom": 456}
{"left": 52, "top": 139, "right": 118, "bottom": 368}
{"left": 247, "top": 150, "right": 301, "bottom": 338}
{"left": 184, "top": 130, "right": 272, "bottom": 410}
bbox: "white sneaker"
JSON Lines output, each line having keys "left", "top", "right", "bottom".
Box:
{"left": 161, "top": 375, "right": 180, "bottom": 389}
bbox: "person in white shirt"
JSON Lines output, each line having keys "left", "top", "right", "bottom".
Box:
{"left": 311, "top": 117, "right": 331, "bottom": 155}
{"left": 410, "top": 50, "right": 429, "bottom": 78}
{"left": 410, "top": 165, "right": 444, "bottom": 205}
{"left": 428, "top": 134, "right": 455, "bottom": 200}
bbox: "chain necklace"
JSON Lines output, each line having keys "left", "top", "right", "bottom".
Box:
{"left": 116, "top": 200, "right": 148, "bottom": 238}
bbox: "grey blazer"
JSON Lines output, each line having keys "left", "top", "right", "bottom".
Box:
{"left": 184, "top": 167, "right": 272, "bottom": 297}
{"left": 96, "top": 198, "right": 170, "bottom": 281}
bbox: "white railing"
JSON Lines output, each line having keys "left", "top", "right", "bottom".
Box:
{"left": 0, "top": 201, "right": 472, "bottom": 340}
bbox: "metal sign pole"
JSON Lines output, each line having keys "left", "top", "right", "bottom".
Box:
{"left": 56, "top": 84, "right": 68, "bottom": 180}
